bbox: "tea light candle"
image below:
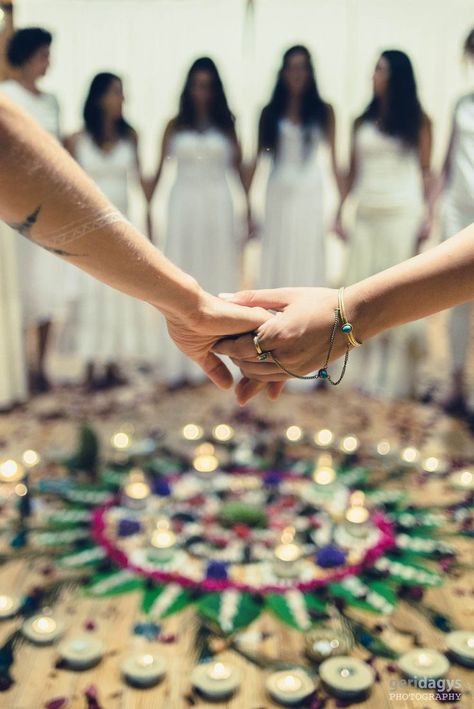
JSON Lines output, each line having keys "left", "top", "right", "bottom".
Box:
{"left": 182, "top": 423, "right": 204, "bottom": 441}
{"left": 446, "top": 631, "right": 474, "bottom": 667}
{"left": 319, "top": 656, "right": 375, "bottom": 698}
{"left": 304, "top": 627, "right": 352, "bottom": 663}
{"left": 0, "top": 459, "right": 24, "bottom": 483}
{"left": 339, "top": 435, "right": 360, "bottom": 455}
{"left": 400, "top": 446, "right": 420, "bottom": 466}
{"left": 449, "top": 469, "right": 474, "bottom": 492}
{"left": 22, "top": 449, "right": 41, "bottom": 468}
{"left": 266, "top": 669, "right": 316, "bottom": 706}
{"left": 149, "top": 519, "right": 177, "bottom": 562}
{"left": 192, "top": 451, "right": 219, "bottom": 474}
{"left": 191, "top": 661, "right": 241, "bottom": 699}
{"left": 58, "top": 636, "right": 105, "bottom": 669}
{"left": 286, "top": 425, "right": 303, "bottom": 443}
{"left": 22, "top": 614, "right": 64, "bottom": 644}
{"left": 314, "top": 428, "right": 334, "bottom": 449}
{"left": 273, "top": 527, "right": 302, "bottom": 578}
{"left": 0, "top": 593, "right": 21, "bottom": 619}
{"left": 212, "top": 424, "right": 235, "bottom": 442}
{"left": 422, "top": 456, "right": 449, "bottom": 475}
{"left": 111, "top": 431, "right": 132, "bottom": 451}
{"left": 374, "top": 439, "right": 394, "bottom": 459}
{"left": 398, "top": 648, "right": 450, "bottom": 679}
{"left": 121, "top": 653, "right": 167, "bottom": 687}
{"left": 313, "top": 453, "right": 337, "bottom": 487}
{"left": 344, "top": 490, "right": 370, "bottom": 538}
{"left": 123, "top": 469, "right": 150, "bottom": 509}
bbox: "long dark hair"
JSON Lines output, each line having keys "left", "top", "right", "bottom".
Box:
{"left": 358, "top": 50, "right": 423, "bottom": 147}
{"left": 83, "top": 72, "right": 134, "bottom": 147}
{"left": 174, "top": 57, "right": 235, "bottom": 135}
{"left": 259, "top": 45, "right": 329, "bottom": 155}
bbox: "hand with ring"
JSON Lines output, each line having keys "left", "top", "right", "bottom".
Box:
{"left": 214, "top": 286, "right": 360, "bottom": 405}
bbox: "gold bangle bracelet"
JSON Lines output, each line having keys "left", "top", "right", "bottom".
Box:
{"left": 338, "top": 287, "right": 362, "bottom": 347}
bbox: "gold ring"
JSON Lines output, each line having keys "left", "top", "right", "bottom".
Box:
{"left": 253, "top": 335, "right": 271, "bottom": 362}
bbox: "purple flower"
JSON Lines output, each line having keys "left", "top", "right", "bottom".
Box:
{"left": 263, "top": 471, "right": 283, "bottom": 486}
{"left": 206, "top": 561, "right": 229, "bottom": 580}
{"left": 152, "top": 479, "right": 171, "bottom": 496}
{"left": 316, "top": 545, "right": 347, "bottom": 568}
{"left": 117, "top": 518, "right": 141, "bottom": 537}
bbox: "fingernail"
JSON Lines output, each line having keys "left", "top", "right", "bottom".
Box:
{"left": 218, "top": 292, "right": 235, "bottom": 300}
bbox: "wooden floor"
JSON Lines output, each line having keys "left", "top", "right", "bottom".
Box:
{"left": 0, "top": 374, "right": 473, "bottom": 709}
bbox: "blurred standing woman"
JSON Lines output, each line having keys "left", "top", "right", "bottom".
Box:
{"left": 0, "top": 27, "right": 73, "bottom": 393}
{"left": 257, "top": 45, "right": 340, "bottom": 289}
{"left": 147, "top": 57, "right": 247, "bottom": 388}
{"left": 437, "top": 29, "right": 474, "bottom": 418}
{"left": 66, "top": 73, "right": 159, "bottom": 388}
{"left": 335, "top": 50, "right": 432, "bottom": 399}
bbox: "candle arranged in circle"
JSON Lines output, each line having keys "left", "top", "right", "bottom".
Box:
{"left": 339, "top": 435, "right": 359, "bottom": 455}
{"left": 398, "top": 648, "right": 450, "bottom": 679}
{"left": 123, "top": 469, "right": 151, "bottom": 509}
{"left": 449, "top": 469, "right": 474, "bottom": 492}
{"left": 212, "top": 423, "right": 235, "bottom": 442}
{"left": 58, "top": 636, "right": 105, "bottom": 669}
{"left": 445, "top": 631, "right": 474, "bottom": 667}
{"left": 191, "top": 661, "right": 241, "bottom": 699}
{"left": 313, "top": 453, "right": 337, "bottom": 487}
{"left": 0, "top": 459, "right": 24, "bottom": 483}
{"left": 22, "top": 614, "right": 64, "bottom": 644}
{"left": 319, "top": 656, "right": 375, "bottom": 698}
{"left": 0, "top": 593, "right": 21, "bottom": 619}
{"left": 148, "top": 518, "right": 177, "bottom": 562}
{"left": 121, "top": 653, "right": 167, "bottom": 687}
{"left": 344, "top": 490, "right": 371, "bottom": 537}
{"left": 273, "top": 527, "right": 302, "bottom": 578}
{"left": 314, "top": 428, "right": 334, "bottom": 449}
{"left": 266, "top": 669, "right": 317, "bottom": 706}
{"left": 193, "top": 442, "right": 219, "bottom": 474}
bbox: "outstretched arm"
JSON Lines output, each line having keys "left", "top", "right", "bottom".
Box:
{"left": 214, "top": 222, "right": 474, "bottom": 403}
{"left": 0, "top": 94, "right": 269, "bottom": 389}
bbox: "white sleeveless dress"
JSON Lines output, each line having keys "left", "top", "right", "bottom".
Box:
{"left": 73, "top": 133, "right": 160, "bottom": 365}
{"left": 0, "top": 81, "right": 60, "bottom": 407}
{"left": 260, "top": 120, "right": 326, "bottom": 288}
{"left": 345, "top": 122, "right": 425, "bottom": 399}
{"left": 161, "top": 128, "right": 240, "bottom": 385}
{"left": 443, "top": 95, "right": 474, "bottom": 377}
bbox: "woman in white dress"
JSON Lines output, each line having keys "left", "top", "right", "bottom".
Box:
{"left": 335, "top": 50, "right": 432, "bottom": 400}
{"left": 0, "top": 27, "right": 65, "bottom": 395}
{"left": 437, "top": 29, "right": 474, "bottom": 418}
{"left": 66, "top": 73, "right": 159, "bottom": 388}
{"left": 256, "top": 46, "right": 341, "bottom": 290}
{"left": 147, "top": 57, "right": 248, "bottom": 388}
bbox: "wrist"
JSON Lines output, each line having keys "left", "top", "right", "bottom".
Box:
{"left": 343, "top": 282, "right": 382, "bottom": 344}
{"left": 152, "top": 271, "right": 204, "bottom": 324}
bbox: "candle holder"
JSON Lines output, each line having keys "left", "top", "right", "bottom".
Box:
{"left": 344, "top": 491, "right": 371, "bottom": 538}
{"left": 266, "top": 669, "right": 317, "bottom": 706}
{"left": 122, "top": 469, "right": 151, "bottom": 510}
{"left": 398, "top": 648, "right": 450, "bottom": 680}
{"left": 58, "top": 636, "right": 105, "bottom": 669}
{"left": 0, "top": 593, "right": 21, "bottom": 619}
{"left": 319, "top": 656, "right": 375, "bottom": 699}
{"left": 272, "top": 527, "right": 302, "bottom": 578}
{"left": 121, "top": 653, "right": 167, "bottom": 687}
{"left": 191, "top": 661, "right": 241, "bottom": 700}
{"left": 304, "top": 627, "right": 353, "bottom": 663}
{"left": 22, "top": 614, "right": 64, "bottom": 645}
{"left": 449, "top": 469, "right": 474, "bottom": 492}
{"left": 148, "top": 518, "right": 177, "bottom": 563}
{"left": 445, "top": 631, "right": 474, "bottom": 667}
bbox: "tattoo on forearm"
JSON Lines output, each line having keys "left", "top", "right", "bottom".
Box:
{"left": 9, "top": 205, "right": 85, "bottom": 257}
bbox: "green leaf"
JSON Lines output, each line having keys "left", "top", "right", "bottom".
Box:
{"left": 198, "top": 592, "right": 262, "bottom": 634}
{"left": 142, "top": 584, "right": 193, "bottom": 619}
{"left": 85, "top": 570, "right": 144, "bottom": 597}
{"left": 265, "top": 591, "right": 326, "bottom": 630}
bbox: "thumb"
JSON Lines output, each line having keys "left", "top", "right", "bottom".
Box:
{"left": 219, "top": 288, "right": 294, "bottom": 311}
